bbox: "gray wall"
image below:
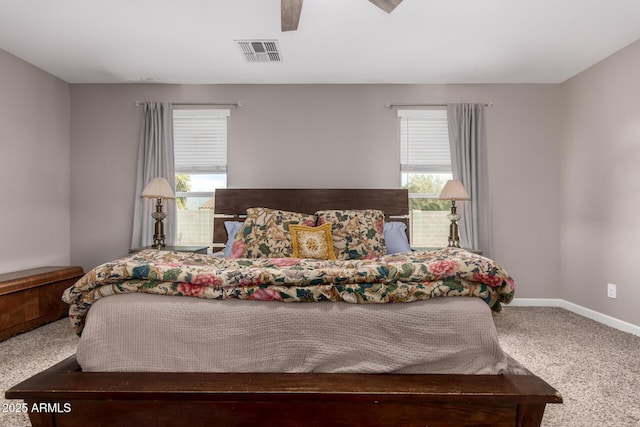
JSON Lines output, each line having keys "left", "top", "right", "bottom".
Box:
{"left": 561, "top": 39, "right": 640, "bottom": 326}
{"left": 70, "top": 83, "right": 562, "bottom": 300}
{"left": 0, "top": 49, "right": 70, "bottom": 274}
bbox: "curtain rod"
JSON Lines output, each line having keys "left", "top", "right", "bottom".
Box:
{"left": 385, "top": 102, "right": 493, "bottom": 109}
{"left": 135, "top": 101, "right": 242, "bottom": 108}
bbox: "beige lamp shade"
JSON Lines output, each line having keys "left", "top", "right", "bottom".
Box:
{"left": 141, "top": 177, "right": 175, "bottom": 199}
{"left": 438, "top": 179, "right": 470, "bottom": 201}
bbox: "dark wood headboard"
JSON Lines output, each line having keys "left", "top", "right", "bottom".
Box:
{"left": 213, "top": 189, "right": 409, "bottom": 246}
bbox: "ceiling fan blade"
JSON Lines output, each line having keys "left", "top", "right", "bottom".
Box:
{"left": 281, "top": 0, "right": 303, "bottom": 32}
{"left": 369, "top": 0, "right": 403, "bottom": 14}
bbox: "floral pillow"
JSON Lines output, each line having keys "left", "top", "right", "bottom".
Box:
{"left": 315, "top": 209, "right": 386, "bottom": 260}
{"left": 230, "top": 207, "right": 316, "bottom": 258}
{"left": 289, "top": 223, "right": 336, "bottom": 260}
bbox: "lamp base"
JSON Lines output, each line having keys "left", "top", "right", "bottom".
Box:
{"left": 447, "top": 200, "right": 461, "bottom": 248}
{"left": 152, "top": 197, "right": 167, "bottom": 248}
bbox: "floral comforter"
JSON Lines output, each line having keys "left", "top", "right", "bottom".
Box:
{"left": 63, "top": 248, "right": 515, "bottom": 335}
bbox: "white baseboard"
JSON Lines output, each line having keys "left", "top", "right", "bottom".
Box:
{"left": 511, "top": 298, "right": 640, "bottom": 337}
{"left": 510, "top": 298, "right": 564, "bottom": 307}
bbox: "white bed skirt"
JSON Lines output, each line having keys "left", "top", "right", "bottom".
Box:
{"left": 77, "top": 293, "right": 513, "bottom": 374}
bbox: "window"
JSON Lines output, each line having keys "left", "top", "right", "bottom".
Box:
{"left": 173, "top": 108, "right": 230, "bottom": 247}
{"left": 399, "top": 109, "right": 452, "bottom": 247}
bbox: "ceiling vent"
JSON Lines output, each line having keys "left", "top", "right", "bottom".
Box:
{"left": 236, "top": 40, "right": 282, "bottom": 63}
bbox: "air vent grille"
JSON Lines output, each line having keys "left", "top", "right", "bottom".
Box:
{"left": 236, "top": 40, "right": 282, "bottom": 63}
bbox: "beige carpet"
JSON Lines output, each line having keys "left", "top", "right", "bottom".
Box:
{"left": 1, "top": 307, "right": 639, "bottom": 426}
{"left": 0, "top": 320, "right": 78, "bottom": 427}
{"left": 494, "top": 306, "right": 640, "bottom": 427}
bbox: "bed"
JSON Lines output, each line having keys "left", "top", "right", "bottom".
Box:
{"left": 6, "top": 188, "right": 561, "bottom": 427}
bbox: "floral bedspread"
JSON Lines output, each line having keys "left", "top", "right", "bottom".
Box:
{"left": 63, "top": 248, "right": 515, "bottom": 335}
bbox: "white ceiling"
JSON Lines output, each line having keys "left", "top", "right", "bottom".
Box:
{"left": 1, "top": 0, "right": 640, "bottom": 84}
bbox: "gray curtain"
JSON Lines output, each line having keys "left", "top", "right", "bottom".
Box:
{"left": 130, "top": 102, "right": 176, "bottom": 248}
{"left": 446, "top": 103, "right": 491, "bottom": 256}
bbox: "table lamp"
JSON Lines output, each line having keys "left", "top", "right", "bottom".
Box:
{"left": 141, "top": 177, "right": 175, "bottom": 248}
{"left": 438, "top": 180, "right": 470, "bottom": 248}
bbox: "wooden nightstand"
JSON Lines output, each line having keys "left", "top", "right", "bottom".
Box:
{"left": 129, "top": 246, "right": 209, "bottom": 254}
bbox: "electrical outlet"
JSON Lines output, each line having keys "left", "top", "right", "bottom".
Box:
{"left": 607, "top": 283, "right": 617, "bottom": 299}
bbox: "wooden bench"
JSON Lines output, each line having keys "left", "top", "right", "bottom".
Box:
{"left": 0, "top": 266, "right": 84, "bottom": 341}
{"left": 6, "top": 355, "right": 563, "bottom": 427}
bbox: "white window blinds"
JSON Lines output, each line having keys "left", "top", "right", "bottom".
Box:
{"left": 398, "top": 109, "right": 451, "bottom": 173}
{"left": 173, "top": 109, "right": 230, "bottom": 174}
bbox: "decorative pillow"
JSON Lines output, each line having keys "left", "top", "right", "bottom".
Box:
{"left": 384, "top": 222, "right": 412, "bottom": 254}
{"left": 289, "top": 223, "right": 336, "bottom": 260}
{"left": 315, "top": 209, "right": 386, "bottom": 260}
{"left": 223, "top": 221, "right": 244, "bottom": 258}
{"left": 230, "top": 208, "right": 316, "bottom": 258}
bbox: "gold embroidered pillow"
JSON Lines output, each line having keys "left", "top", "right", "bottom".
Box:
{"left": 230, "top": 207, "right": 316, "bottom": 258}
{"left": 289, "top": 223, "right": 336, "bottom": 260}
{"left": 315, "top": 209, "right": 386, "bottom": 260}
